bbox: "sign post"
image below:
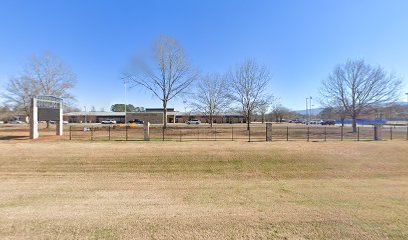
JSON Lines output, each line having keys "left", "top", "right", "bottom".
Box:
{"left": 30, "top": 96, "right": 63, "bottom": 139}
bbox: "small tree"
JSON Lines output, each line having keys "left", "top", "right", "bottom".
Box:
{"left": 190, "top": 73, "right": 229, "bottom": 127}
{"left": 229, "top": 59, "right": 272, "bottom": 130}
{"left": 111, "top": 104, "right": 140, "bottom": 112}
{"left": 257, "top": 99, "right": 272, "bottom": 123}
{"left": 320, "top": 59, "right": 402, "bottom": 132}
{"left": 0, "top": 105, "right": 14, "bottom": 122}
{"left": 124, "top": 35, "right": 197, "bottom": 128}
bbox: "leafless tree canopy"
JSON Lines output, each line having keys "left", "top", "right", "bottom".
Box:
{"left": 190, "top": 73, "right": 230, "bottom": 127}
{"left": 124, "top": 35, "right": 197, "bottom": 128}
{"left": 229, "top": 59, "right": 272, "bottom": 130}
{"left": 256, "top": 97, "right": 275, "bottom": 123}
{"left": 3, "top": 52, "right": 76, "bottom": 115}
{"left": 320, "top": 59, "right": 402, "bottom": 131}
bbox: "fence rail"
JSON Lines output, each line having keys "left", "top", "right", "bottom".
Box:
{"left": 67, "top": 124, "right": 408, "bottom": 142}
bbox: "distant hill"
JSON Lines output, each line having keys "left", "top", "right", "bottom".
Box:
{"left": 294, "top": 102, "right": 407, "bottom": 116}
{"left": 294, "top": 108, "right": 324, "bottom": 115}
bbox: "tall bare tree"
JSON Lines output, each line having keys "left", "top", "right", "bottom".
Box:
{"left": 3, "top": 52, "right": 76, "bottom": 116}
{"left": 229, "top": 59, "right": 272, "bottom": 130}
{"left": 190, "top": 73, "right": 229, "bottom": 127}
{"left": 320, "top": 59, "right": 402, "bottom": 132}
{"left": 124, "top": 36, "right": 197, "bottom": 128}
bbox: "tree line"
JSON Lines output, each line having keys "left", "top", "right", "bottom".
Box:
{"left": 1, "top": 36, "right": 404, "bottom": 131}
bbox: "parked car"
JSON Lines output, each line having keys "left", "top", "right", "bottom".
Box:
{"left": 289, "top": 119, "right": 302, "bottom": 124}
{"left": 0, "top": 121, "right": 4, "bottom": 124}
{"left": 49, "top": 120, "right": 69, "bottom": 124}
{"left": 101, "top": 119, "right": 117, "bottom": 124}
{"left": 321, "top": 120, "right": 336, "bottom": 125}
{"left": 128, "top": 119, "right": 144, "bottom": 124}
{"left": 9, "top": 120, "right": 24, "bottom": 124}
{"left": 186, "top": 119, "right": 201, "bottom": 124}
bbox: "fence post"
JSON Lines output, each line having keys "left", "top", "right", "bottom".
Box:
{"left": 108, "top": 126, "right": 111, "bottom": 141}
{"left": 125, "top": 125, "right": 128, "bottom": 141}
{"left": 341, "top": 126, "right": 344, "bottom": 141}
{"left": 144, "top": 122, "right": 150, "bottom": 141}
{"left": 390, "top": 127, "right": 393, "bottom": 140}
{"left": 91, "top": 127, "right": 93, "bottom": 141}
{"left": 406, "top": 125, "right": 408, "bottom": 141}
{"left": 307, "top": 127, "right": 310, "bottom": 142}
{"left": 324, "top": 127, "right": 327, "bottom": 141}
{"left": 69, "top": 126, "right": 72, "bottom": 140}
{"left": 197, "top": 128, "right": 199, "bottom": 141}
{"left": 231, "top": 126, "right": 234, "bottom": 141}
{"left": 266, "top": 123, "right": 272, "bottom": 141}
{"left": 214, "top": 126, "right": 217, "bottom": 141}
{"left": 179, "top": 128, "right": 182, "bottom": 142}
{"left": 162, "top": 127, "right": 165, "bottom": 141}
{"left": 286, "top": 126, "right": 289, "bottom": 141}
{"left": 357, "top": 127, "right": 360, "bottom": 141}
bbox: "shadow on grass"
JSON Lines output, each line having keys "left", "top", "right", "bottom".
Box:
{"left": 0, "top": 136, "right": 29, "bottom": 140}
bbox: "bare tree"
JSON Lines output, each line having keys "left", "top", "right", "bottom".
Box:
{"left": 320, "top": 59, "right": 402, "bottom": 132}
{"left": 190, "top": 73, "right": 229, "bottom": 127}
{"left": 0, "top": 105, "right": 14, "bottom": 122}
{"left": 124, "top": 36, "right": 197, "bottom": 128}
{"left": 3, "top": 52, "right": 76, "bottom": 116}
{"left": 229, "top": 59, "right": 272, "bottom": 130}
{"left": 271, "top": 101, "right": 293, "bottom": 123}
{"left": 257, "top": 98, "right": 273, "bottom": 123}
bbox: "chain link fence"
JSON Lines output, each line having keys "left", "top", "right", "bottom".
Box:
{"left": 67, "top": 124, "right": 408, "bottom": 142}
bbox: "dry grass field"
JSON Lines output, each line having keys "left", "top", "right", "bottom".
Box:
{"left": 1, "top": 139, "right": 408, "bottom": 239}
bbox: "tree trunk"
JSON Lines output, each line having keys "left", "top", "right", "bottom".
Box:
{"left": 210, "top": 114, "right": 213, "bottom": 128}
{"left": 163, "top": 101, "right": 167, "bottom": 129}
{"left": 246, "top": 113, "right": 250, "bottom": 131}
{"left": 46, "top": 121, "right": 50, "bottom": 128}
{"left": 352, "top": 114, "right": 357, "bottom": 133}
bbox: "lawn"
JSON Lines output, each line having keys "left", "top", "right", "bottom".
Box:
{"left": 0, "top": 140, "right": 407, "bottom": 239}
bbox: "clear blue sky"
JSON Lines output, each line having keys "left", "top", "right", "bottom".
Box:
{"left": 1, "top": 0, "right": 407, "bottom": 111}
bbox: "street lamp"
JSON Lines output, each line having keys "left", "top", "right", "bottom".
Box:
{"left": 124, "top": 78, "right": 127, "bottom": 125}
{"left": 305, "top": 98, "right": 309, "bottom": 121}
{"left": 405, "top": 93, "right": 408, "bottom": 124}
{"left": 84, "top": 106, "right": 87, "bottom": 123}
{"left": 309, "top": 96, "right": 313, "bottom": 121}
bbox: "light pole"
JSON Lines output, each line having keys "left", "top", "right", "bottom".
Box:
{"left": 405, "top": 93, "right": 408, "bottom": 124}
{"left": 309, "top": 96, "right": 313, "bottom": 121}
{"left": 305, "top": 98, "right": 309, "bottom": 121}
{"left": 124, "top": 78, "right": 127, "bottom": 125}
{"left": 84, "top": 106, "right": 87, "bottom": 123}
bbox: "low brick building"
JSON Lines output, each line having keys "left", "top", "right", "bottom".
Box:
{"left": 64, "top": 108, "right": 177, "bottom": 124}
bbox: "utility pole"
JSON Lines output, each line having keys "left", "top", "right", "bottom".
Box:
{"left": 305, "top": 98, "right": 309, "bottom": 121}
{"left": 84, "top": 106, "right": 87, "bottom": 123}
{"left": 309, "top": 96, "right": 313, "bottom": 121}
{"left": 405, "top": 93, "right": 408, "bottom": 125}
{"left": 124, "top": 78, "right": 127, "bottom": 125}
